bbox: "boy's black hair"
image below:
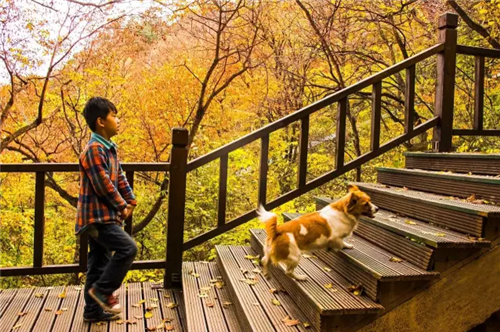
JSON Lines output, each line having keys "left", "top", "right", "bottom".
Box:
{"left": 83, "top": 97, "right": 117, "bottom": 132}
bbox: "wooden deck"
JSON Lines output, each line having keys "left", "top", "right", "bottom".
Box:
{"left": 0, "top": 283, "right": 186, "bottom": 332}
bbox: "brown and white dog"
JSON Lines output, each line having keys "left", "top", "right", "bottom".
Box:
{"left": 257, "top": 184, "right": 378, "bottom": 281}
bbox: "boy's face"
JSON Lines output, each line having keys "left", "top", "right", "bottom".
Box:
{"left": 97, "top": 110, "right": 119, "bottom": 137}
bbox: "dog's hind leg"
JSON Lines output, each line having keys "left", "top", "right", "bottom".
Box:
{"left": 261, "top": 243, "right": 271, "bottom": 279}
{"left": 284, "top": 260, "right": 307, "bottom": 281}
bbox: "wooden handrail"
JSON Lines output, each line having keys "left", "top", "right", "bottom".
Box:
{"left": 187, "top": 43, "right": 445, "bottom": 172}
{"left": 0, "top": 162, "right": 171, "bottom": 172}
{"left": 457, "top": 45, "right": 500, "bottom": 58}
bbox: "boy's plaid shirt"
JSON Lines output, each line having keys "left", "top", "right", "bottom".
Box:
{"left": 76, "top": 133, "right": 136, "bottom": 234}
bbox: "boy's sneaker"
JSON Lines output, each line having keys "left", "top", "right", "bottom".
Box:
{"left": 88, "top": 287, "right": 121, "bottom": 314}
{"left": 83, "top": 310, "right": 121, "bottom": 322}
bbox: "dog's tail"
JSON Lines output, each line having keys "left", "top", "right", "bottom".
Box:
{"left": 257, "top": 204, "right": 279, "bottom": 240}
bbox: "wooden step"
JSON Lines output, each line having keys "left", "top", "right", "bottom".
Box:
{"left": 284, "top": 211, "right": 434, "bottom": 271}
{"left": 215, "top": 245, "right": 318, "bottom": 332}
{"left": 251, "top": 227, "right": 438, "bottom": 304}
{"left": 182, "top": 262, "right": 243, "bottom": 332}
{"left": 246, "top": 234, "right": 383, "bottom": 331}
{"left": 377, "top": 167, "right": 500, "bottom": 203}
{"left": 278, "top": 213, "right": 440, "bottom": 278}
{"left": 313, "top": 199, "right": 491, "bottom": 271}
{"left": 353, "top": 182, "right": 500, "bottom": 239}
{"left": 404, "top": 152, "right": 500, "bottom": 175}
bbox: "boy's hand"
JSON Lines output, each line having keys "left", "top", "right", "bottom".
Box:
{"left": 121, "top": 205, "right": 134, "bottom": 220}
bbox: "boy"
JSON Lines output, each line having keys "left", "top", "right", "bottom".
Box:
{"left": 76, "top": 97, "right": 138, "bottom": 322}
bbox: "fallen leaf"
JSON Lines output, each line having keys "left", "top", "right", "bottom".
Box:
{"left": 215, "top": 281, "right": 224, "bottom": 289}
{"left": 116, "top": 320, "right": 125, "bottom": 324}
{"left": 198, "top": 293, "right": 208, "bottom": 298}
{"left": 58, "top": 289, "right": 67, "bottom": 299}
{"left": 244, "top": 255, "right": 259, "bottom": 260}
{"left": 206, "top": 301, "right": 214, "bottom": 308}
{"left": 239, "top": 278, "right": 258, "bottom": 285}
{"left": 324, "top": 283, "right": 338, "bottom": 291}
{"left": 166, "top": 325, "right": 175, "bottom": 331}
{"left": 61, "top": 307, "right": 68, "bottom": 311}
{"left": 17, "top": 312, "right": 27, "bottom": 317}
{"left": 253, "top": 302, "right": 260, "bottom": 306}
{"left": 146, "top": 326, "right": 157, "bottom": 331}
{"left": 223, "top": 301, "right": 232, "bottom": 307}
{"left": 127, "top": 320, "right": 138, "bottom": 324}
{"left": 12, "top": 324, "right": 22, "bottom": 330}
{"left": 34, "top": 293, "right": 44, "bottom": 298}
{"left": 138, "top": 300, "right": 146, "bottom": 304}
{"left": 389, "top": 257, "right": 403, "bottom": 263}
{"left": 302, "top": 254, "right": 316, "bottom": 259}
{"left": 272, "top": 299, "right": 281, "bottom": 306}
{"left": 405, "top": 220, "right": 417, "bottom": 225}
{"left": 148, "top": 304, "right": 158, "bottom": 309}
{"left": 303, "top": 322, "right": 311, "bottom": 328}
{"left": 163, "top": 293, "right": 171, "bottom": 298}
{"left": 323, "top": 267, "right": 332, "bottom": 272}
{"left": 150, "top": 298, "right": 159, "bottom": 302}
{"left": 200, "top": 287, "right": 211, "bottom": 292}
{"left": 145, "top": 311, "right": 153, "bottom": 319}
{"left": 252, "top": 268, "right": 262, "bottom": 274}
{"left": 269, "top": 288, "right": 278, "bottom": 294}
{"left": 252, "top": 258, "right": 261, "bottom": 265}
{"left": 466, "top": 194, "right": 476, "bottom": 202}
{"left": 282, "top": 316, "right": 300, "bottom": 326}
{"left": 348, "top": 284, "right": 364, "bottom": 296}
{"left": 55, "top": 310, "right": 64, "bottom": 315}
{"left": 132, "top": 304, "right": 140, "bottom": 308}
{"left": 166, "top": 302, "right": 178, "bottom": 309}
{"left": 96, "top": 321, "right": 106, "bottom": 326}
{"left": 435, "top": 233, "right": 446, "bottom": 237}
{"left": 134, "top": 315, "right": 143, "bottom": 319}
{"left": 44, "top": 308, "right": 52, "bottom": 312}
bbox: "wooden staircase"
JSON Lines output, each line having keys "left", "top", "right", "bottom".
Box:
{"left": 181, "top": 152, "right": 500, "bottom": 331}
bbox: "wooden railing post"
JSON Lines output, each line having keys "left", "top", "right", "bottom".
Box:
{"left": 164, "top": 128, "right": 189, "bottom": 288}
{"left": 433, "top": 12, "right": 458, "bottom": 152}
{"left": 33, "top": 172, "right": 46, "bottom": 268}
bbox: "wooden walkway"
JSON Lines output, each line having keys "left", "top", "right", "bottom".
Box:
{"left": 0, "top": 283, "right": 186, "bottom": 332}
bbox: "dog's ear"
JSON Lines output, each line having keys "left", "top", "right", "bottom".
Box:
{"left": 347, "top": 192, "right": 358, "bottom": 209}
{"left": 347, "top": 184, "right": 359, "bottom": 193}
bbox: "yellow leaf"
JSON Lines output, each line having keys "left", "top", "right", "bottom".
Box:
{"left": 405, "top": 220, "right": 417, "bottom": 225}
{"left": 58, "top": 289, "right": 66, "bottom": 299}
{"left": 323, "top": 267, "right": 332, "bottom": 272}
{"left": 272, "top": 298, "right": 280, "bottom": 306}
{"left": 389, "top": 257, "right": 403, "bottom": 263}
{"left": 145, "top": 311, "right": 153, "bottom": 319}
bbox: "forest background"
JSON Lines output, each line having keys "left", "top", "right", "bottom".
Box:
{"left": 1, "top": 0, "right": 499, "bottom": 288}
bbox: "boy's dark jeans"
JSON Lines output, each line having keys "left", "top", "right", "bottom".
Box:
{"left": 83, "top": 222, "right": 137, "bottom": 315}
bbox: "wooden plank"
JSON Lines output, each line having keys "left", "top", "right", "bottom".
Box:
{"left": 29, "top": 286, "right": 65, "bottom": 332}
{"left": 127, "top": 282, "right": 145, "bottom": 332}
{"left": 216, "top": 246, "right": 275, "bottom": 332}
{"left": 0, "top": 289, "right": 17, "bottom": 318}
{"left": 232, "top": 246, "right": 308, "bottom": 332}
{"left": 0, "top": 288, "right": 34, "bottom": 331}
{"left": 336, "top": 98, "right": 347, "bottom": 169}
{"left": 173, "top": 288, "right": 187, "bottom": 332}
{"left": 218, "top": 154, "right": 228, "bottom": 227}
{"left": 142, "top": 283, "right": 164, "bottom": 332}
{"left": 298, "top": 115, "right": 309, "bottom": 188}
{"left": 11, "top": 286, "right": 50, "bottom": 332}
{"left": 182, "top": 262, "right": 208, "bottom": 332}
{"left": 196, "top": 262, "right": 230, "bottom": 332}
{"left": 0, "top": 163, "right": 170, "bottom": 173}
{"left": 67, "top": 285, "right": 87, "bottom": 332}
{"left": 453, "top": 129, "right": 500, "bottom": 136}
{"left": 124, "top": 171, "right": 134, "bottom": 235}
{"left": 108, "top": 284, "right": 126, "bottom": 332}
{"left": 405, "top": 65, "right": 415, "bottom": 134}
{"left": 52, "top": 286, "right": 83, "bottom": 332}
{"left": 371, "top": 82, "right": 381, "bottom": 151}
{"left": 474, "top": 55, "right": 485, "bottom": 131}
{"left": 258, "top": 135, "right": 269, "bottom": 205}
{"left": 34, "top": 171, "right": 46, "bottom": 268}
{"left": 208, "top": 263, "right": 244, "bottom": 332}
{"left": 433, "top": 13, "right": 457, "bottom": 152}
{"left": 457, "top": 45, "right": 500, "bottom": 58}
{"left": 158, "top": 288, "right": 184, "bottom": 332}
